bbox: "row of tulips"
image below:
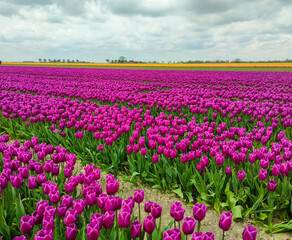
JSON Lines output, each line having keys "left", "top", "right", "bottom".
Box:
{"left": 0, "top": 134, "right": 277, "bottom": 240}
{"left": 0, "top": 67, "right": 291, "bottom": 229}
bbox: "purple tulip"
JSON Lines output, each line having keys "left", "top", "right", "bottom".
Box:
{"left": 237, "top": 170, "right": 246, "bottom": 181}
{"left": 20, "top": 215, "right": 34, "bottom": 234}
{"left": 118, "top": 211, "right": 131, "bottom": 228}
{"left": 259, "top": 169, "right": 267, "bottom": 181}
{"left": 57, "top": 204, "right": 67, "bottom": 218}
{"left": 144, "top": 215, "right": 155, "bottom": 234}
{"left": 131, "top": 220, "right": 142, "bottom": 238}
{"left": 141, "top": 147, "right": 147, "bottom": 156}
{"left": 103, "top": 211, "right": 115, "bottom": 229}
{"left": 28, "top": 175, "right": 37, "bottom": 189}
{"left": 106, "top": 179, "right": 119, "bottom": 195}
{"left": 182, "top": 217, "right": 196, "bottom": 235}
{"left": 43, "top": 216, "right": 55, "bottom": 231}
{"left": 219, "top": 212, "right": 233, "bottom": 231}
{"left": 134, "top": 189, "right": 144, "bottom": 203}
{"left": 62, "top": 195, "right": 73, "bottom": 208}
{"left": 87, "top": 222, "right": 100, "bottom": 240}
{"left": 64, "top": 209, "right": 77, "bottom": 226}
{"left": 65, "top": 223, "right": 78, "bottom": 240}
{"left": 18, "top": 166, "right": 29, "bottom": 179}
{"left": 226, "top": 166, "right": 232, "bottom": 175}
{"left": 267, "top": 179, "right": 277, "bottom": 191}
{"left": 163, "top": 228, "right": 181, "bottom": 240}
{"left": 193, "top": 203, "right": 207, "bottom": 221}
{"left": 242, "top": 225, "right": 258, "bottom": 240}
{"left": 172, "top": 205, "right": 185, "bottom": 222}
{"left": 10, "top": 174, "right": 23, "bottom": 188}
{"left": 14, "top": 236, "right": 27, "bottom": 240}
{"left": 73, "top": 199, "right": 85, "bottom": 215}
{"left": 151, "top": 202, "right": 162, "bottom": 219}
{"left": 91, "top": 213, "right": 104, "bottom": 231}
{"left": 37, "top": 173, "right": 47, "bottom": 184}
{"left": 191, "top": 232, "right": 205, "bottom": 240}
{"left": 145, "top": 201, "right": 153, "bottom": 213}
{"left": 85, "top": 191, "right": 97, "bottom": 206}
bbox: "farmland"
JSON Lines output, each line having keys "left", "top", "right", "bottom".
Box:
{"left": 0, "top": 66, "right": 291, "bottom": 239}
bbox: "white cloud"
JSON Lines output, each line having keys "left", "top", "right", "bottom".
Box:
{"left": 0, "top": 0, "right": 291, "bottom": 62}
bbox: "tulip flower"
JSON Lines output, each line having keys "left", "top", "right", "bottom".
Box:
{"left": 103, "top": 211, "right": 115, "bottom": 229}
{"left": 118, "top": 210, "right": 131, "bottom": 228}
{"left": 242, "top": 225, "right": 258, "bottom": 240}
{"left": 259, "top": 169, "right": 267, "bottom": 181}
{"left": 64, "top": 209, "right": 77, "bottom": 226}
{"left": 10, "top": 174, "right": 23, "bottom": 188}
{"left": 267, "top": 179, "right": 277, "bottom": 191}
{"left": 219, "top": 211, "right": 233, "bottom": 240}
{"left": 182, "top": 217, "right": 196, "bottom": 236}
{"left": 131, "top": 220, "right": 142, "bottom": 239}
{"left": 144, "top": 215, "right": 155, "bottom": 234}
{"left": 20, "top": 215, "right": 34, "bottom": 234}
{"left": 87, "top": 222, "right": 100, "bottom": 240}
{"left": 193, "top": 203, "right": 207, "bottom": 231}
{"left": 237, "top": 170, "right": 246, "bottom": 181}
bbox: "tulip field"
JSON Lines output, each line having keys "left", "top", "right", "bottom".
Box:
{"left": 0, "top": 66, "right": 292, "bottom": 239}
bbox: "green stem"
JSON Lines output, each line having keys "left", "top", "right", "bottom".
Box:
{"left": 138, "top": 203, "right": 141, "bottom": 223}
{"left": 197, "top": 221, "right": 201, "bottom": 232}
{"left": 222, "top": 230, "right": 225, "bottom": 240}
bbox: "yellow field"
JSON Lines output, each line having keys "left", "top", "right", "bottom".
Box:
{"left": 2, "top": 62, "right": 292, "bottom": 68}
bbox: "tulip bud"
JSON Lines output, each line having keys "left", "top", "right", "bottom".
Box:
{"left": 219, "top": 212, "right": 233, "bottom": 231}
{"left": 65, "top": 223, "right": 78, "bottom": 240}
{"left": 134, "top": 189, "right": 144, "bottom": 203}
{"left": 20, "top": 215, "right": 34, "bottom": 234}
{"left": 103, "top": 211, "right": 115, "bottom": 229}
{"left": 143, "top": 215, "right": 155, "bottom": 234}
{"left": 182, "top": 217, "right": 196, "bottom": 235}
{"left": 131, "top": 220, "right": 142, "bottom": 238}
{"left": 267, "top": 179, "right": 277, "bottom": 191}
{"left": 151, "top": 202, "right": 162, "bottom": 219}
{"left": 118, "top": 211, "right": 131, "bottom": 228}
{"left": 87, "top": 222, "right": 100, "bottom": 240}
{"left": 242, "top": 225, "right": 258, "bottom": 240}
{"left": 193, "top": 203, "right": 207, "bottom": 221}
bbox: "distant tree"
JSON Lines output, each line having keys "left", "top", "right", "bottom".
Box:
{"left": 76, "top": 59, "right": 79, "bottom": 63}
{"left": 57, "top": 59, "right": 61, "bottom": 63}
{"left": 114, "top": 59, "right": 117, "bottom": 63}
{"left": 38, "top": 58, "right": 42, "bottom": 62}
{"left": 62, "top": 59, "right": 65, "bottom": 63}
{"left": 48, "top": 59, "right": 51, "bottom": 62}
{"left": 72, "top": 60, "right": 75, "bottom": 63}
{"left": 43, "top": 59, "right": 47, "bottom": 62}
{"left": 234, "top": 58, "right": 241, "bottom": 63}
{"left": 106, "top": 59, "right": 110, "bottom": 63}
{"left": 119, "top": 56, "right": 126, "bottom": 63}
{"left": 111, "top": 60, "right": 114, "bottom": 63}
{"left": 67, "top": 59, "right": 70, "bottom": 63}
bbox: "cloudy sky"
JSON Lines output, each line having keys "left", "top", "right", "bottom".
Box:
{"left": 0, "top": 0, "right": 291, "bottom": 62}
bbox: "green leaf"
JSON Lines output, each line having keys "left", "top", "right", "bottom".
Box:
{"left": 173, "top": 187, "right": 184, "bottom": 199}
{"left": 163, "top": 219, "right": 175, "bottom": 232}
{"left": 16, "top": 197, "right": 26, "bottom": 229}
{"left": 130, "top": 172, "right": 140, "bottom": 180}
{"left": 232, "top": 205, "right": 243, "bottom": 220}
{"left": 151, "top": 184, "right": 162, "bottom": 190}
{"left": 0, "top": 203, "right": 10, "bottom": 240}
